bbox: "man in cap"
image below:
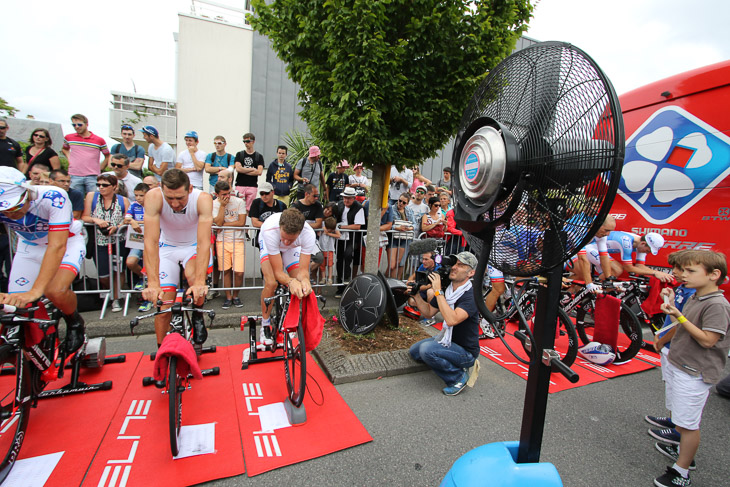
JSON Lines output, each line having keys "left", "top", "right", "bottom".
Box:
{"left": 142, "top": 125, "right": 175, "bottom": 182}
{"left": 175, "top": 131, "right": 206, "bottom": 190}
{"left": 335, "top": 186, "right": 365, "bottom": 296}
{"left": 294, "top": 146, "right": 326, "bottom": 199}
{"left": 585, "top": 230, "right": 672, "bottom": 282}
{"left": 408, "top": 251, "right": 481, "bottom": 396}
{"left": 248, "top": 181, "right": 287, "bottom": 247}
{"left": 0, "top": 167, "right": 88, "bottom": 354}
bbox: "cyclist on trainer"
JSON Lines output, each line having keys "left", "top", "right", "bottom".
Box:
{"left": 259, "top": 208, "right": 317, "bottom": 345}
{"left": 0, "top": 167, "right": 87, "bottom": 353}
{"left": 141, "top": 169, "right": 213, "bottom": 346}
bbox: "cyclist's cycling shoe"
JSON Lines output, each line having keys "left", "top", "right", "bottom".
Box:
{"left": 64, "top": 312, "right": 86, "bottom": 355}
{"left": 192, "top": 311, "right": 208, "bottom": 345}
{"left": 260, "top": 325, "right": 273, "bottom": 347}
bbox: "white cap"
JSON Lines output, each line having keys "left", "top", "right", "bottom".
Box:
{"left": 644, "top": 233, "right": 665, "bottom": 255}
{"left": 0, "top": 167, "right": 29, "bottom": 210}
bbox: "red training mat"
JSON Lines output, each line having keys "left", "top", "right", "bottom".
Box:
{"left": 478, "top": 334, "right": 606, "bottom": 393}
{"left": 228, "top": 344, "right": 372, "bottom": 476}
{"left": 2, "top": 353, "right": 143, "bottom": 487}
{"left": 83, "top": 346, "right": 244, "bottom": 487}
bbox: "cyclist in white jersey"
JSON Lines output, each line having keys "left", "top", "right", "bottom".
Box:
{"left": 570, "top": 215, "right": 616, "bottom": 292}
{"left": 259, "top": 208, "right": 317, "bottom": 345}
{"left": 0, "top": 167, "right": 87, "bottom": 353}
{"left": 582, "top": 230, "right": 673, "bottom": 283}
{"left": 141, "top": 169, "right": 213, "bottom": 346}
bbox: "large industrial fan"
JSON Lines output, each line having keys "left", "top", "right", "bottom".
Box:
{"left": 442, "top": 42, "right": 624, "bottom": 486}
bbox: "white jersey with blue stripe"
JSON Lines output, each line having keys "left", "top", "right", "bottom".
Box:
{"left": 0, "top": 186, "right": 81, "bottom": 245}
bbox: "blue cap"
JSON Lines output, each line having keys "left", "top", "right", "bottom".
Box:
{"left": 140, "top": 125, "right": 159, "bottom": 137}
{"left": 185, "top": 130, "right": 199, "bottom": 140}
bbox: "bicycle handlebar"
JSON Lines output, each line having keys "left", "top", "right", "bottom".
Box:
{"left": 129, "top": 300, "right": 216, "bottom": 335}
{"left": 0, "top": 303, "right": 59, "bottom": 327}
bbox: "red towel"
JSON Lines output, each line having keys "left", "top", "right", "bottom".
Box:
{"left": 283, "top": 293, "right": 325, "bottom": 352}
{"left": 641, "top": 276, "right": 674, "bottom": 316}
{"left": 153, "top": 333, "right": 203, "bottom": 381}
{"left": 593, "top": 294, "right": 620, "bottom": 349}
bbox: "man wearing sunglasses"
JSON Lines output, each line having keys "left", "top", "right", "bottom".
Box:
{"left": 141, "top": 169, "right": 213, "bottom": 347}
{"left": 233, "top": 133, "right": 265, "bottom": 213}
{"left": 0, "top": 167, "right": 88, "bottom": 354}
{"left": 248, "top": 182, "right": 286, "bottom": 248}
{"left": 0, "top": 118, "right": 23, "bottom": 170}
{"left": 62, "top": 114, "right": 110, "bottom": 195}
{"left": 110, "top": 153, "right": 142, "bottom": 199}
{"left": 110, "top": 125, "right": 145, "bottom": 179}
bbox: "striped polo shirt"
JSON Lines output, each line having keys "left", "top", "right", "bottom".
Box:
{"left": 63, "top": 132, "right": 109, "bottom": 177}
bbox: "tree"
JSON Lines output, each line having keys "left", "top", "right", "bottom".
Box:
{"left": 250, "top": 0, "right": 533, "bottom": 273}
{"left": 0, "top": 97, "right": 18, "bottom": 118}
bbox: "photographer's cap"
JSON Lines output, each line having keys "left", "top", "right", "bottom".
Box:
{"left": 454, "top": 251, "right": 478, "bottom": 269}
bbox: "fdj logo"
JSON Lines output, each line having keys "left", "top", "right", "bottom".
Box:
{"left": 618, "top": 106, "right": 730, "bottom": 224}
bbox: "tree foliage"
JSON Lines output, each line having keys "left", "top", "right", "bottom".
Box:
{"left": 250, "top": 0, "right": 533, "bottom": 169}
{"left": 0, "top": 96, "right": 18, "bottom": 118}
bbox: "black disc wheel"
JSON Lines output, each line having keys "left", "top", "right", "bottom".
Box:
{"left": 168, "top": 356, "right": 182, "bottom": 457}
{"left": 0, "top": 345, "right": 32, "bottom": 483}
{"left": 575, "top": 299, "right": 643, "bottom": 364}
{"left": 339, "top": 274, "right": 387, "bottom": 335}
{"left": 284, "top": 322, "right": 306, "bottom": 407}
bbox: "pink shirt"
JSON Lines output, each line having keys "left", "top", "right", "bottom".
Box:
{"left": 63, "top": 132, "right": 109, "bottom": 177}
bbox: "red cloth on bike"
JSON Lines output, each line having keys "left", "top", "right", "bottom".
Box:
{"left": 641, "top": 276, "right": 675, "bottom": 316}
{"left": 593, "top": 294, "right": 620, "bottom": 349}
{"left": 283, "top": 293, "right": 325, "bottom": 352}
{"left": 153, "top": 333, "right": 202, "bottom": 381}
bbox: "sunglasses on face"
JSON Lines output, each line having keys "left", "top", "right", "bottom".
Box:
{"left": 96, "top": 183, "right": 113, "bottom": 188}
{"left": 110, "top": 163, "right": 126, "bottom": 168}
{"left": 243, "top": 139, "right": 253, "bottom": 143}
{"left": 33, "top": 133, "right": 46, "bottom": 138}
{"left": 398, "top": 200, "right": 408, "bottom": 204}
{"left": 0, "top": 126, "right": 8, "bottom": 130}
{"left": 259, "top": 191, "right": 271, "bottom": 196}
{"left": 433, "top": 204, "right": 440, "bottom": 207}
{"left": 214, "top": 142, "right": 225, "bottom": 145}
{"left": 72, "top": 123, "right": 84, "bottom": 127}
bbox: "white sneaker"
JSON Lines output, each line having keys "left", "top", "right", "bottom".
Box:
{"left": 111, "top": 299, "right": 122, "bottom": 312}
{"left": 259, "top": 325, "right": 273, "bottom": 346}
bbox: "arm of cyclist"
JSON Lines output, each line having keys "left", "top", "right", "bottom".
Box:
{"left": 622, "top": 262, "right": 673, "bottom": 282}
{"left": 187, "top": 193, "right": 213, "bottom": 303}
{"left": 142, "top": 189, "right": 164, "bottom": 303}
{"left": 0, "top": 230, "right": 68, "bottom": 307}
{"left": 292, "top": 253, "right": 313, "bottom": 298}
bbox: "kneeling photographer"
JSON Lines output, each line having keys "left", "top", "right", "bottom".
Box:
{"left": 408, "top": 251, "right": 481, "bottom": 396}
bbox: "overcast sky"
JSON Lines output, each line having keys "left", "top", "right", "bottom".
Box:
{"left": 2, "top": 0, "right": 728, "bottom": 146}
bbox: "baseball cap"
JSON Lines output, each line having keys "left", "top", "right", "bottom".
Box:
{"left": 644, "top": 233, "right": 665, "bottom": 255}
{"left": 0, "top": 167, "right": 30, "bottom": 211}
{"left": 338, "top": 160, "right": 350, "bottom": 168}
{"left": 354, "top": 163, "right": 363, "bottom": 169}
{"left": 259, "top": 182, "right": 274, "bottom": 193}
{"left": 309, "top": 146, "right": 321, "bottom": 158}
{"left": 342, "top": 187, "right": 357, "bottom": 197}
{"left": 184, "top": 130, "right": 199, "bottom": 140}
{"left": 454, "top": 251, "right": 478, "bottom": 269}
{"left": 415, "top": 186, "right": 427, "bottom": 194}
{"left": 140, "top": 125, "right": 159, "bottom": 138}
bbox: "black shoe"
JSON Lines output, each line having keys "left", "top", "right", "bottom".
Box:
{"left": 64, "top": 312, "right": 86, "bottom": 355}
{"left": 655, "top": 443, "right": 696, "bottom": 470}
{"left": 192, "top": 311, "right": 207, "bottom": 345}
{"left": 654, "top": 466, "right": 691, "bottom": 486}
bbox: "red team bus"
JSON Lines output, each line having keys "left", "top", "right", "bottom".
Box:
{"left": 611, "top": 60, "right": 730, "bottom": 281}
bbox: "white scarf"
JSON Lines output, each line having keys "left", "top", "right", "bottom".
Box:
{"left": 434, "top": 279, "right": 473, "bottom": 347}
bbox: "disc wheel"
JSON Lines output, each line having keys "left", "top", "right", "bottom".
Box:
{"left": 0, "top": 345, "right": 32, "bottom": 483}
{"left": 168, "top": 356, "right": 183, "bottom": 457}
{"left": 284, "top": 322, "right": 306, "bottom": 407}
{"left": 575, "top": 299, "right": 643, "bottom": 364}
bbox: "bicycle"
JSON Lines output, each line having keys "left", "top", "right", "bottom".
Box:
{"left": 560, "top": 279, "right": 643, "bottom": 364}
{"left": 241, "top": 286, "right": 325, "bottom": 410}
{"left": 0, "top": 301, "right": 124, "bottom": 483}
{"left": 130, "top": 298, "right": 218, "bottom": 457}
{"left": 480, "top": 277, "right": 579, "bottom": 377}
{"left": 610, "top": 274, "right": 666, "bottom": 332}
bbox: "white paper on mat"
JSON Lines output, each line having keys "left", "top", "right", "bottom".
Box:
{"left": 3, "top": 451, "right": 64, "bottom": 487}
{"left": 258, "top": 402, "right": 291, "bottom": 432}
{"left": 173, "top": 423, "right": 216, "bottom": 459}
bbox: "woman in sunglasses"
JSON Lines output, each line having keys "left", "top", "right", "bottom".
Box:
{"left": 422, "top": 196, "right": 446, "bottom": 239}
{"left": 82, "top": 173, "right": 129, "bottom": 312}
{"left": 23, "top": 128, "right": 60, "bottom": 174}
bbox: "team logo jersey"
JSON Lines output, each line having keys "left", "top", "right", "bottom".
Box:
{"left": 588, "top": 230, "right": 645, "bottom": 264}
{"left": 0, "top": 186, "right": 80, "bottom": 244}
{"left": 259, "top": 212, "right": 318, "bottom": 256}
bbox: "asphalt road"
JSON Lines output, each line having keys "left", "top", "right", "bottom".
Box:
{"left": 103, "top": 329, "right": 730, "bottom": 487}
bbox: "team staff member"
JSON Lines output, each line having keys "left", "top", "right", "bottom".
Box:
{"left": 408, "top": 251, "right": 481, "bottom": 396}
{"left": 141, "top": 169, "right": 213, "bottom": 346}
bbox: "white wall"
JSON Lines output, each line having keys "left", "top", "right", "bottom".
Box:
{"left": 176, "top": 13, "right": 254, "bottom": 189}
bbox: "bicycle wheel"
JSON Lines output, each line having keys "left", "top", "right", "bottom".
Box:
{"left": 575, "top": 299, "right": 643, "bottom": 364}
{"left": 0, "top": 345, "right": 32, "bottom": 483}
{"left": 168, "top": 356, "right": 182, "bottom": 457}
{"left": 517, "top": 308, "right": 578, "bottom": 369}
{"left": 284, "top": 321, "right": 306, "bottom": 407}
